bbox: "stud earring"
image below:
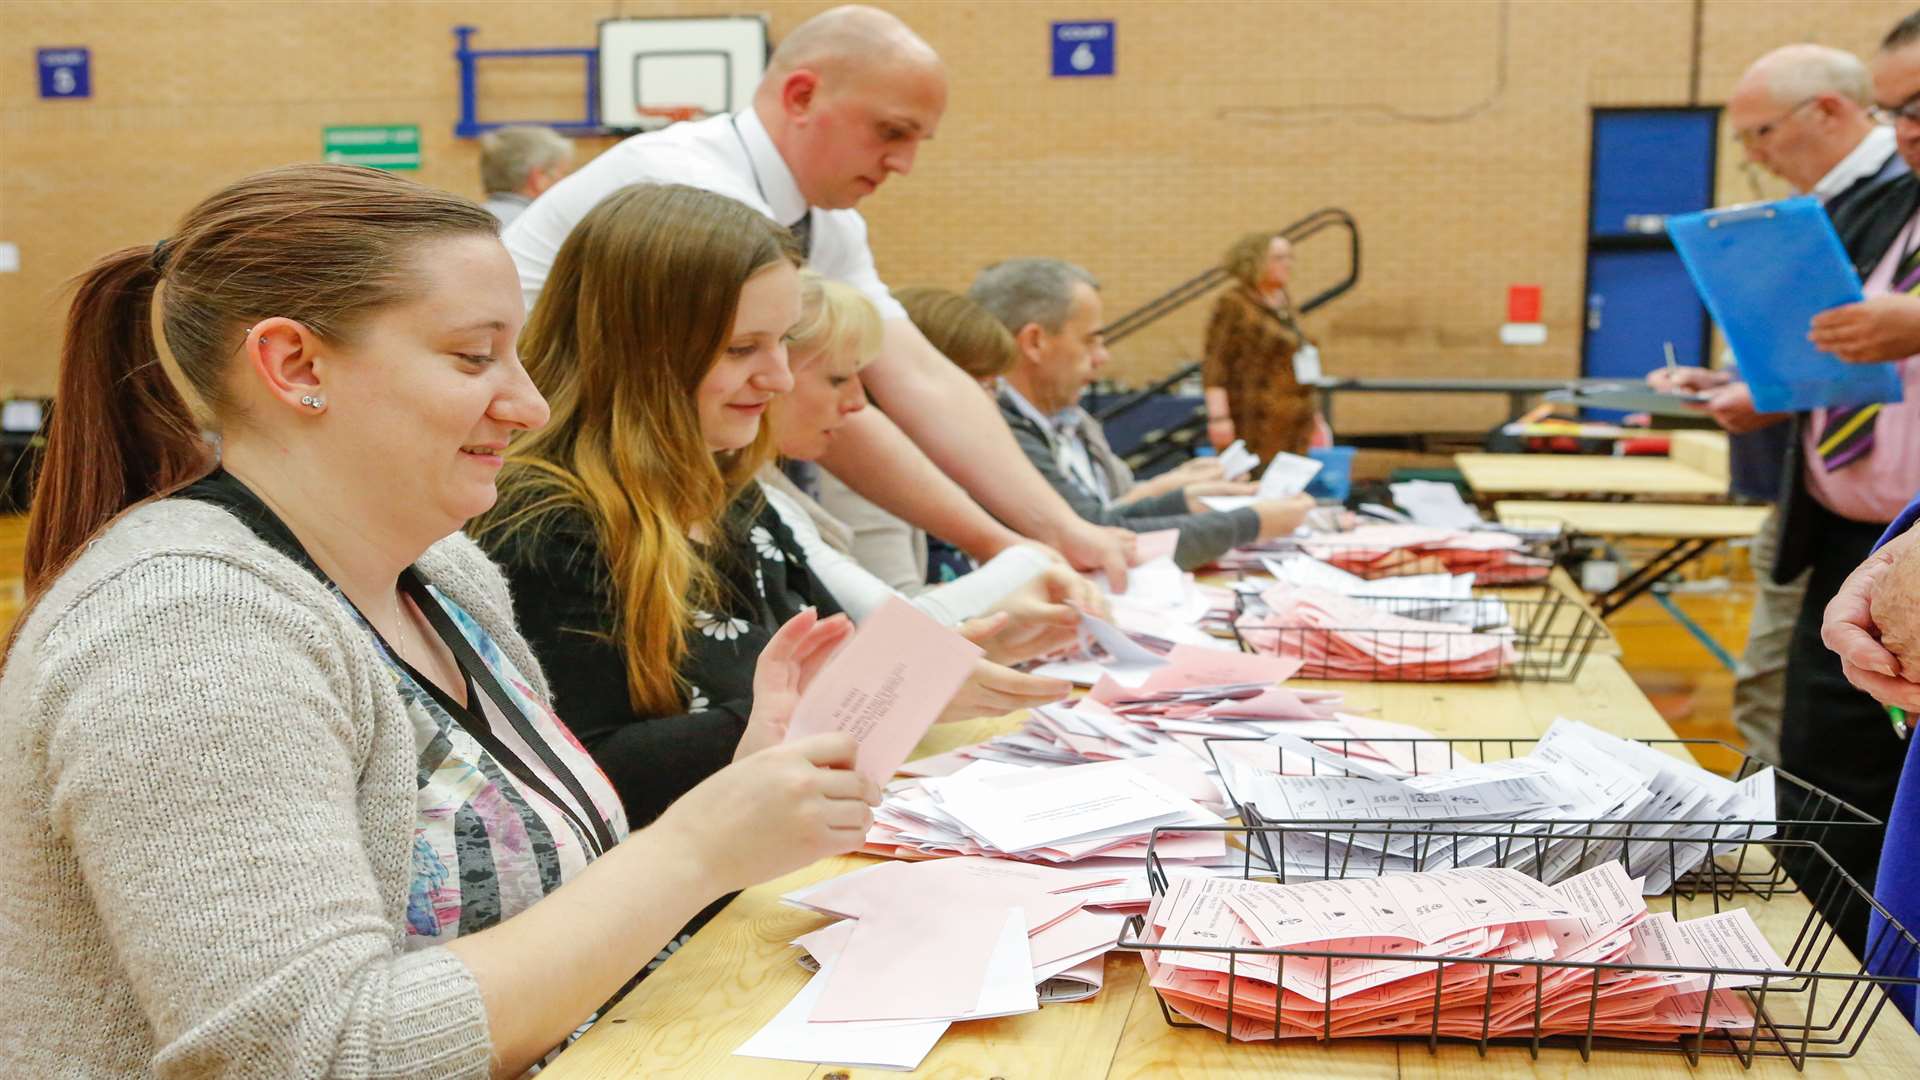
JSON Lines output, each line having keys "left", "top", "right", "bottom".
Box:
{"left": 299, "top": 394, "right": 325, "bottom": 409}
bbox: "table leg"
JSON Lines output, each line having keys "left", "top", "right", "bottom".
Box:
{"left": 1592, "top": 538, "right": 1716, "bottom": 618}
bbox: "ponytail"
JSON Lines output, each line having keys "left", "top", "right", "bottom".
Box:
{"left": 22, "top": 245, "right": 210, "bottom": 599}
{"left": 15, "top": 163, "right": 494, "bottom": 628}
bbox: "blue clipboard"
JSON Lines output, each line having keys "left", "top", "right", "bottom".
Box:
{"left": 1666, "top": 196, "right": 1903, "bottom": 413}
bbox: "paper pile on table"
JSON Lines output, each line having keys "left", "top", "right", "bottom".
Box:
{"left": 1138, "top": 861, "right": 1787, "bottom": 1043}
{"left": 1294, "top": 524, "right": 1552, "bottom": 584}
{"left": 1236, "top": 584, "right": 1516, "bottom": 681}
{"left": 1254, "top": 554, "right": 1509, "bottom": 629}
{"left": 1214, "top": 717, "right": 1778, "bottom": 893}
{"left": 864, "top": 756, "right": 1231, "bottom": 865}
{"left": 738, "top": 857, "right": 1139, "bottom": 1070}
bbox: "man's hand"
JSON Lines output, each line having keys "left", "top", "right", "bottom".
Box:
{"left": 1184, "top": 480, "right": 1258, "bottom": 513}
{"left": 1647, "top": 366, "right": 1731, "bottom": 394}
{"left": 1822, "top": 526, "right": 1920, "bottom": 712}
{"left": 1053, "top": 519, "right": 1137, "bottom": 590}
{"left": 1125, "top": 457, "right": 1226, "bottom": 504}
{"left": 1700, "top": 382, "right": 1787, "bottom": 435}
{"left": 1809, "top": 294, "right": 1920, "bottom": 363}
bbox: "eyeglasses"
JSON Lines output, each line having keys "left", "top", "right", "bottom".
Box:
{"left": 1872, "top": 95, "right": 1920, "bottom": 126}
{"left": 1733, "top": 97, "right": 1817, "bottom": 147}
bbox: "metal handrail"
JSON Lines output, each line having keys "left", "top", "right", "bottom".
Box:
{"left": 1100, "top": 207, "right": 1360, "bottom": 345}
{"left": 1092, "top": 209, "right": 1359, "bottom": 426}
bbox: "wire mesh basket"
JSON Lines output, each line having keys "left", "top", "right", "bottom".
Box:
{"left": 1115, "top": 825, "right": 1920, "bottom": 1069}
{"left": 1203, "top": 735, "right": 1881, "bottom": 903}
{"left": 1228, "top": 586, "right": 1606, "bottom": 682}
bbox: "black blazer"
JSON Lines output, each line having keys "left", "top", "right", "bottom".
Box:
{"left": 1773, "top": 169, "right": 1920, "bottom": 583}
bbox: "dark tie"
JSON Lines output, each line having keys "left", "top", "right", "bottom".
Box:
{"left": 788, "top": 211, "right": 813, "bottom": 258}
{"left": 1817, "top": 241, "right": 1920, "bottom": 471}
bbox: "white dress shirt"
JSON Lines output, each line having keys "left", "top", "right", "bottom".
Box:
{"left": 999, "top": 382, "right": 1114, "bottom": 506}
{"left": 501, "top": 109, "right": 905, "bottom": 319}
{"left": 1812, "top": 124, "right": 1899, "bottom": 202}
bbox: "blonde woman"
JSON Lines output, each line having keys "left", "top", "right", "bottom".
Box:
{"left": 1203, "top": 232, "right": 1330, "bottom": 460}
{"left": 1, "top": 165, "right": 875, "bottom": 1077}
{"left": 759, "top": 274, "right": 1083, "bottom": 668}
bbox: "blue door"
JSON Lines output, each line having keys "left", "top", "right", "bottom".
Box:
{"left": 1584, "top": 249, "right": 1707, "bottom": 378}
{"left": 1582, "top": 108, "right": 1719, "bottom": 397}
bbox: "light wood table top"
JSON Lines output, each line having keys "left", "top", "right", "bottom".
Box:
{"left": 1456, "top": 454, "right": 1728, "bottom": 498}
{"left": 1495, "top": 501, "right": 1772, "bottom": 541}
{"left": 543, "top": 657, "right": 1914, "bottom": 1078}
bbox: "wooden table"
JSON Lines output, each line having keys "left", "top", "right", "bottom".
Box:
{"left": 1456, "top": 454, "right": 1728, "bottom": 499}
{"left": 542, "top": 657, "right": 1916, "bottom": 1078}
{"left": 1494, "top": 502, "right": 1770, "bottom": 543}
{"left": 1496, "top": 501, "right": 1768, "bottom": 672}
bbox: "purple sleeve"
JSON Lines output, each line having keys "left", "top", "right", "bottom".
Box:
{"left": 1878, "top": 493, "right": 1920, "bottom": 552}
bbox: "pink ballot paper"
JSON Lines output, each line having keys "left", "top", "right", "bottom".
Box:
{"left": 783, "top": 595, "right": 983, "bottom": 784}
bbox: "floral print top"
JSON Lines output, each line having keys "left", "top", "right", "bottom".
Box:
{"left": 376, "top": 585, "right": 630, "bottom": 944}
{"left": 480, "top": 492, "right": 838, "bottom": 829}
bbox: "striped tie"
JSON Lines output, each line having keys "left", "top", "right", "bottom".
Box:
{"left": 1817, "top": 243, "right": 1920, "bottom": 470}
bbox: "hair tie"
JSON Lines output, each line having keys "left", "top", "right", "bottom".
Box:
{"left": 150, "top": 238, "right": 172, "bottom": 274}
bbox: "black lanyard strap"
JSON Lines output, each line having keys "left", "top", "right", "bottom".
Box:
{"left": 182, "top": 469, "right": 617, "bottom": 856}
{"left": 401, "top": 572, "right": 618, "bottom": 856}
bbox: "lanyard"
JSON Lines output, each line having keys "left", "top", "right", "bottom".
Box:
{"left": 182, "top": 470, "right": 617, "bottom": 857}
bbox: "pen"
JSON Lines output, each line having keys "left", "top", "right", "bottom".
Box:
{"left": 1892, "top": 705, "right": 1913, "bottom": 741}
{"left": 1662, "top": 341, "right": 1678, "bottom": 372}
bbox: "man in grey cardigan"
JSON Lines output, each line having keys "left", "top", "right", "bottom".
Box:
{"left": 970, "top": 258, "right": 1312, "bottom": 570}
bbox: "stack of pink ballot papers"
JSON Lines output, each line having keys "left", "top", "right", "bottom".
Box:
{"left": 1236, "top": 585, "right": 1516, "bottom": 681}
{"left": 960, "top": 646, "right": 1346, "bottom": 771}
{"left": 1138, "top": 862, "right": 1790, "bottom": 1044}
{"left": 1294, "top": 525, "right": 1551, "bottom": 584}
{"left": 736, "top": 858, "right": 1139, "bottom": 1069}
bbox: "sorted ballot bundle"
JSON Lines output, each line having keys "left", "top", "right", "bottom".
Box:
{"left": 1294, "top": 524, "right": 1552, "bottom": 584}
{"left": 1215, "top": 717, "right": 1778, "bottom": 893}
{"left": 1138, "top": 862, "right": 1789, "bottom": 1043}
{"left": 1236, "top": 584, "right": 1516, "bottom": 681}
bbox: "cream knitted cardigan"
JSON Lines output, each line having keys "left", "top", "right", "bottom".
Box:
{"left": 0, "top": 498, "right": 548, "bottom": 1077}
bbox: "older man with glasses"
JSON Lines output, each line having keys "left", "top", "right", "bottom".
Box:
{"left": 1649, "top": 44, "right": 1902, "bottom": 772}
{"left": 1751, "top": 13, "right": 1920, "bottom": 958}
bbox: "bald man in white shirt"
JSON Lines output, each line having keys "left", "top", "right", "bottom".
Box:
{"left": 506, "top": 5, "right": 1134, "bottom": 584}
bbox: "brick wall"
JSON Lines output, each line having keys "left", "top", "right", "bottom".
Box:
{"left": 2, "top": 0, "right": 1911, "bottom": 434}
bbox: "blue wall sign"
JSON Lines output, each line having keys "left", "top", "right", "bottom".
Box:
{"left": 38, "top": 47, "right": 91, "bottom": 99}
{"left": 1051, "top": 21, "right": 1115, "bottom": 78}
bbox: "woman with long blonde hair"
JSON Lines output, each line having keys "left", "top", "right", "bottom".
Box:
{"left": 473, "top": 185, "right": 841, "bottom": 844}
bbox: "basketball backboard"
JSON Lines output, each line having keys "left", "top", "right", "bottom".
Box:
{"left": 598, "top": 15, "right": 768, "bottom": 131}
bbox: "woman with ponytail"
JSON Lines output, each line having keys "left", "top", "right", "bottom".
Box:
{"left": 0, "top": 164, "right": 878, "bottom": 1077}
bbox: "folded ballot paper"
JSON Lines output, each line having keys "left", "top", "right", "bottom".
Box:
{"left": 1137, "top": 861, "right": 1790, "bottom": 1044}
{"left": 738, "top": 857, "right": 1139, "bottom": 1069}
{"left": 1214, "top": 717, "right": 1777, "bottom": 894}
{"left": 1217, "top": 438, "right": 1261, "bottom": 481}
{"left": 1236, "top": 584, "right": 1517, "bottom": 681}
{"left": 783, "top": 595, "right": 982, "bottom": 784}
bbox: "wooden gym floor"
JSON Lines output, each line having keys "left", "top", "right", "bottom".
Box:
{"left": 0, "top": 514, "right": 1752, "bottom": 764}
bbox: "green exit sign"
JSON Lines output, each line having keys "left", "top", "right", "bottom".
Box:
{"left": 322, "top": 124, "right": 421, "bottom": 170}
